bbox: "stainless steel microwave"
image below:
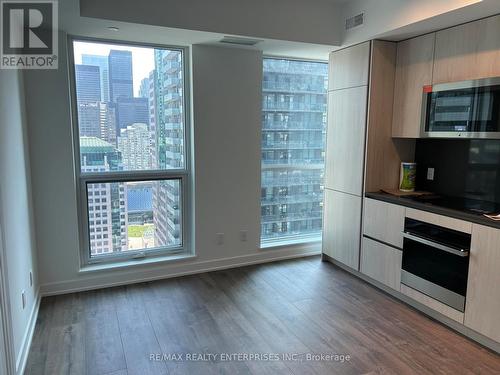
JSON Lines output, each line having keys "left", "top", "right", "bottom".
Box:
{"left": 421, "top": 77, "right": 500, "bottom": 139}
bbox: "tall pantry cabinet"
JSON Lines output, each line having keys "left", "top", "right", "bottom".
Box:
{"left": 322, "top": 42, "right": 370, "bottom": 270}
{"left": 323, "top": 40, "right": 403, "bottom": 271}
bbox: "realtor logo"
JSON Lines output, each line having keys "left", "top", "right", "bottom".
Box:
{"left": 1, "top": 0, "right": 58, "bottom": 69}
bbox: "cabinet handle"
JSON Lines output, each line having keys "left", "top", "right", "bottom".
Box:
{"left": 402, "top": 231, "right": 469, "bottom": 257}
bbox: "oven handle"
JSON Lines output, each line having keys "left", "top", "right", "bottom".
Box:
{"left": 402, "top": 232, "right": 470, "bottom": 257}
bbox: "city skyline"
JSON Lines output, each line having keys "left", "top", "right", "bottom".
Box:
{"left": 73, "top": 41, "right": 154, "bottom": 97}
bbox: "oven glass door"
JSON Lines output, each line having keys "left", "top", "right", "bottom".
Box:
{"left": 402, "top": 237, "right": 469, "bottom": 297}
{"left": 425, "top": 84, "right": 500, "bottom": 133}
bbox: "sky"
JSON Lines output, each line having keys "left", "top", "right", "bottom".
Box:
{"left": 73, "top": 41, "right": 155, "bottom": 96}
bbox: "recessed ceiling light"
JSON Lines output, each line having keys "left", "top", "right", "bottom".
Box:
{"left": 107, "top": 26, "right": 119, "bottom": 31}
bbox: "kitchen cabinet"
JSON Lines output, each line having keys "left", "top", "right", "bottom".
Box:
{"left": 363, "top": 198, "right": 405, "bottom": 248}
{"left": 392, "top": 33, "right": 435, "bottom": 138}
{"left": 324, "top": 86, "right": 368, "bottom": 196}
{"left": 322, "top": 189, "right": 361, "bottom": 270}
{"left": 328, "top": 42, "right": 370, "bottom": 91}
{"left": 361, "top": 237, "right": 402, "bottom": 290}
{"left": 433, "top": 15, "right": 500, "bottom": 84}
{"left": 464, "top": 224, "right": 500, "bottom": 343}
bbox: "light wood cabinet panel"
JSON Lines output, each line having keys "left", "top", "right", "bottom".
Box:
{"left": 365, "top": 40, "right": 416, "bottom": 191}
{"left": 434, "top": 15, "right": 500, "bottom": 84}
{"left": 328, "top": 42, "right": 370, "bottom": 91}
{"left": 324, "top": 86, "right": 368, "bottom": 196}
{"left": 406, "top": 208, "right": 472, "bottom": 234}
{"left": 322, "top": 189, "right": 361, "bottom": 270}
{"left": 401, "top": 284, "right": 464, "bottom": 324}
{"left": 361, "top": 237, "right": 402, "bottom": 290}
{"left": 363, "top": 198, "right": 405, "bottom": 248}
{"left": 392, "top": 33, "right": 435, "bottom": 138}
{"left": 464, "top": 224, "right": 500, "bottom": 342}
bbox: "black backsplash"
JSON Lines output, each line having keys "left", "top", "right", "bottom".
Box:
{"left": 415, "top": 139, "right": 500, "bottom": 204}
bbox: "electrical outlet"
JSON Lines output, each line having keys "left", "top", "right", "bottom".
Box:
{"left": 29, "top": 271, "right": 33, "bottom": 287}
{"left": 21, "top": 290, "right": 26, "bottom": 310}
{"left": 239, "top": 230, "right": 248, "bottom": 242}
{"left": 216, "top": 233, "right": 224, "bottom": 245}
{"left": 427, "top": 167, "right": 435, "bottom": 181}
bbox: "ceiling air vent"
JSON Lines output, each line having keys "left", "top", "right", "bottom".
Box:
{"left": 220, "top": 36, "right": 262, "bottom": 46}
{"left": 345, "top": 12, "right": 364, "bottom": 30}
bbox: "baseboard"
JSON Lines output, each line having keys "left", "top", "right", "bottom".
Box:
{"left": 322, "top": 254, "right": 500, "bottom": 355}
{"left": 40, "top": 243, "right": 321, "bottom": 296}
{"left": 15, "top": 289, "right": 40, "bottom": 375}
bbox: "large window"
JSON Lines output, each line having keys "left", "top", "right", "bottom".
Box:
{"left": 71, "top": 39, "right": 190, "bottom": 264}
{"left": 261, "top": 58, "right": 328, "bottom": 245}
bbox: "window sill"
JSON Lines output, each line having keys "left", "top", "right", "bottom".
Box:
{"left": 79, "top": 252, "right": 196, "bottom": 274}
{"left": 260, "top": 235, "right": 322, "bottom": 250}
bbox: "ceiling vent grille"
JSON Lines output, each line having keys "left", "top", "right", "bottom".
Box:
{"left": 220, "top": 36, "right": 262, "bottom": 46}
{"left": 345, "top": 12, "right": 364, "bottom": 30}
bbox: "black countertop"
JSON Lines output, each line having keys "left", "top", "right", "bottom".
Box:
{"left": 365, "top": 192, "right": 500, "bottom": 230}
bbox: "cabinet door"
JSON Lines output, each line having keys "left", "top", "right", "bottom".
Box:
{"left": 392, "top": 33, "right": 435, "bottom": 138}
{"left": 323, "top": 189, "right": 361, "bottom": 270}
{"left": 434, "top": 15, "right": 500, "bottom": 84}
{"left": 363, "top": 198, "right": 405, "bottom": 248}
{"left": 324, "top": 86, "right": 368, "bottom": 196}
{"left": 361, "top": 237, "right": 402, "bottom": 290}
{"left": 328, "top": 42, "right": 370, "bottom": 91}
{"left": 464, "top": 224, "right": 500, "bottom": 342}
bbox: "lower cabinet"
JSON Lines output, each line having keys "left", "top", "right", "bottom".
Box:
{"left": 464, "top": 224, "right": 500, "bottom": 343}
{"left": 322, "top": 189, "right": 361, "bottom": 270}
{"left": 360, "top": 237, "right": 402, "bottom": 290}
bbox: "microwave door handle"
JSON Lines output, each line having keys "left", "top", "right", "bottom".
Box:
{"left": 402, "top": 232, "right": 469, "bottom": 257}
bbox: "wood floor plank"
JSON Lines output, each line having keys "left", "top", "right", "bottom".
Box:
{"left": 84, "top": 289, "right": 126, "bottom": 375}
{"left": 113, "top": 285, "right": 167, "bottom": 375}
{"left": 24, "top": 256, "right": 500, "bottom": 375}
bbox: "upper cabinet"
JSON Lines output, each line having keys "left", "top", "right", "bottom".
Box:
{"left": 328, "top": 42, "right": 370, "bottom": 91}
{"left": 434, "top": 15, "right": 500, "bottom": 84}
{"left": 392, "top": 33, "right": 435, "bottom": 138}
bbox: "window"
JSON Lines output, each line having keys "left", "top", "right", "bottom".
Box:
{"left": 261, "top": 58, "right": 328, "bottom": 245}
{"left": 71, "top": 39, "right": 190, "bottom": 264}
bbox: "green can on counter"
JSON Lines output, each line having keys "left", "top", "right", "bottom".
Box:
{"left": 399, "top": 162, "right": 416, "bottom": 192}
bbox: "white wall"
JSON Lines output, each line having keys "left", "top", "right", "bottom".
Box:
{"left": 192, "top": 45, "right": 262, "bottom": 260}
{"left": 80, "top": 0, "right": 343, "bottom": 46}
{"left": 23, "top": 34, "right": 320, "bottom": 295}
{"left": 0, "top": 69, "right": 39, "bottom": 373}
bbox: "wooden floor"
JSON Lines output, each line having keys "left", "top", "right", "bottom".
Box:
{"left": 25, "top": 256, "right": 500, "bottom": 375}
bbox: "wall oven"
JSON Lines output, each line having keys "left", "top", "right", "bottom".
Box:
{"left": 401, "top": 218, "right": 471, "bottom": 312}
{"left": 421, "top": 77, "right": 500, "bottom": 139}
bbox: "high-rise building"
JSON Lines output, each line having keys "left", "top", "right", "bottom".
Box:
{"left": 75, "top": 65, "right": 101, "bottom": 103}
{"left": 260, "top": 58, "right": 328, "bottom": 242}
{"left": 80, "top": 137, "right": 128, "bottom": 255}
{"left": 147, "top": 70, "right": 157, "bottom": 169}
{"left": 152, "top": 50, "right": 184, "bottom": 247}
{"left": 117, "top": 123, "right": 153, "bottom": 170}
{"left": 115, "top": 97, "right": 149, "bottom": 131}
{"left": 139, "top": 77, "right": 149, "bottom": 98}
{"left": 82, "top": 54, "right": 110, "bottom": 102}
{"left": 77, "top": 101, "right": 100, "bottom": 137}
{"left": 98, "top": 102, "right": 117, "bottom": 144}
{"left": 108, "top": 50, "right": 133, "bottom": 102}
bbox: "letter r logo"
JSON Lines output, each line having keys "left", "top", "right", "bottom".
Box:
{"left": 1, "top": 1, "right": 56, "bottom": 54}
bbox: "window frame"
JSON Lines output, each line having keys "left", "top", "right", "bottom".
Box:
{"left": 68, "top": 35, "right": 193, "bottom": 266}
{"left": 260, "top": 55, "right": 328, "bottom": 248}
